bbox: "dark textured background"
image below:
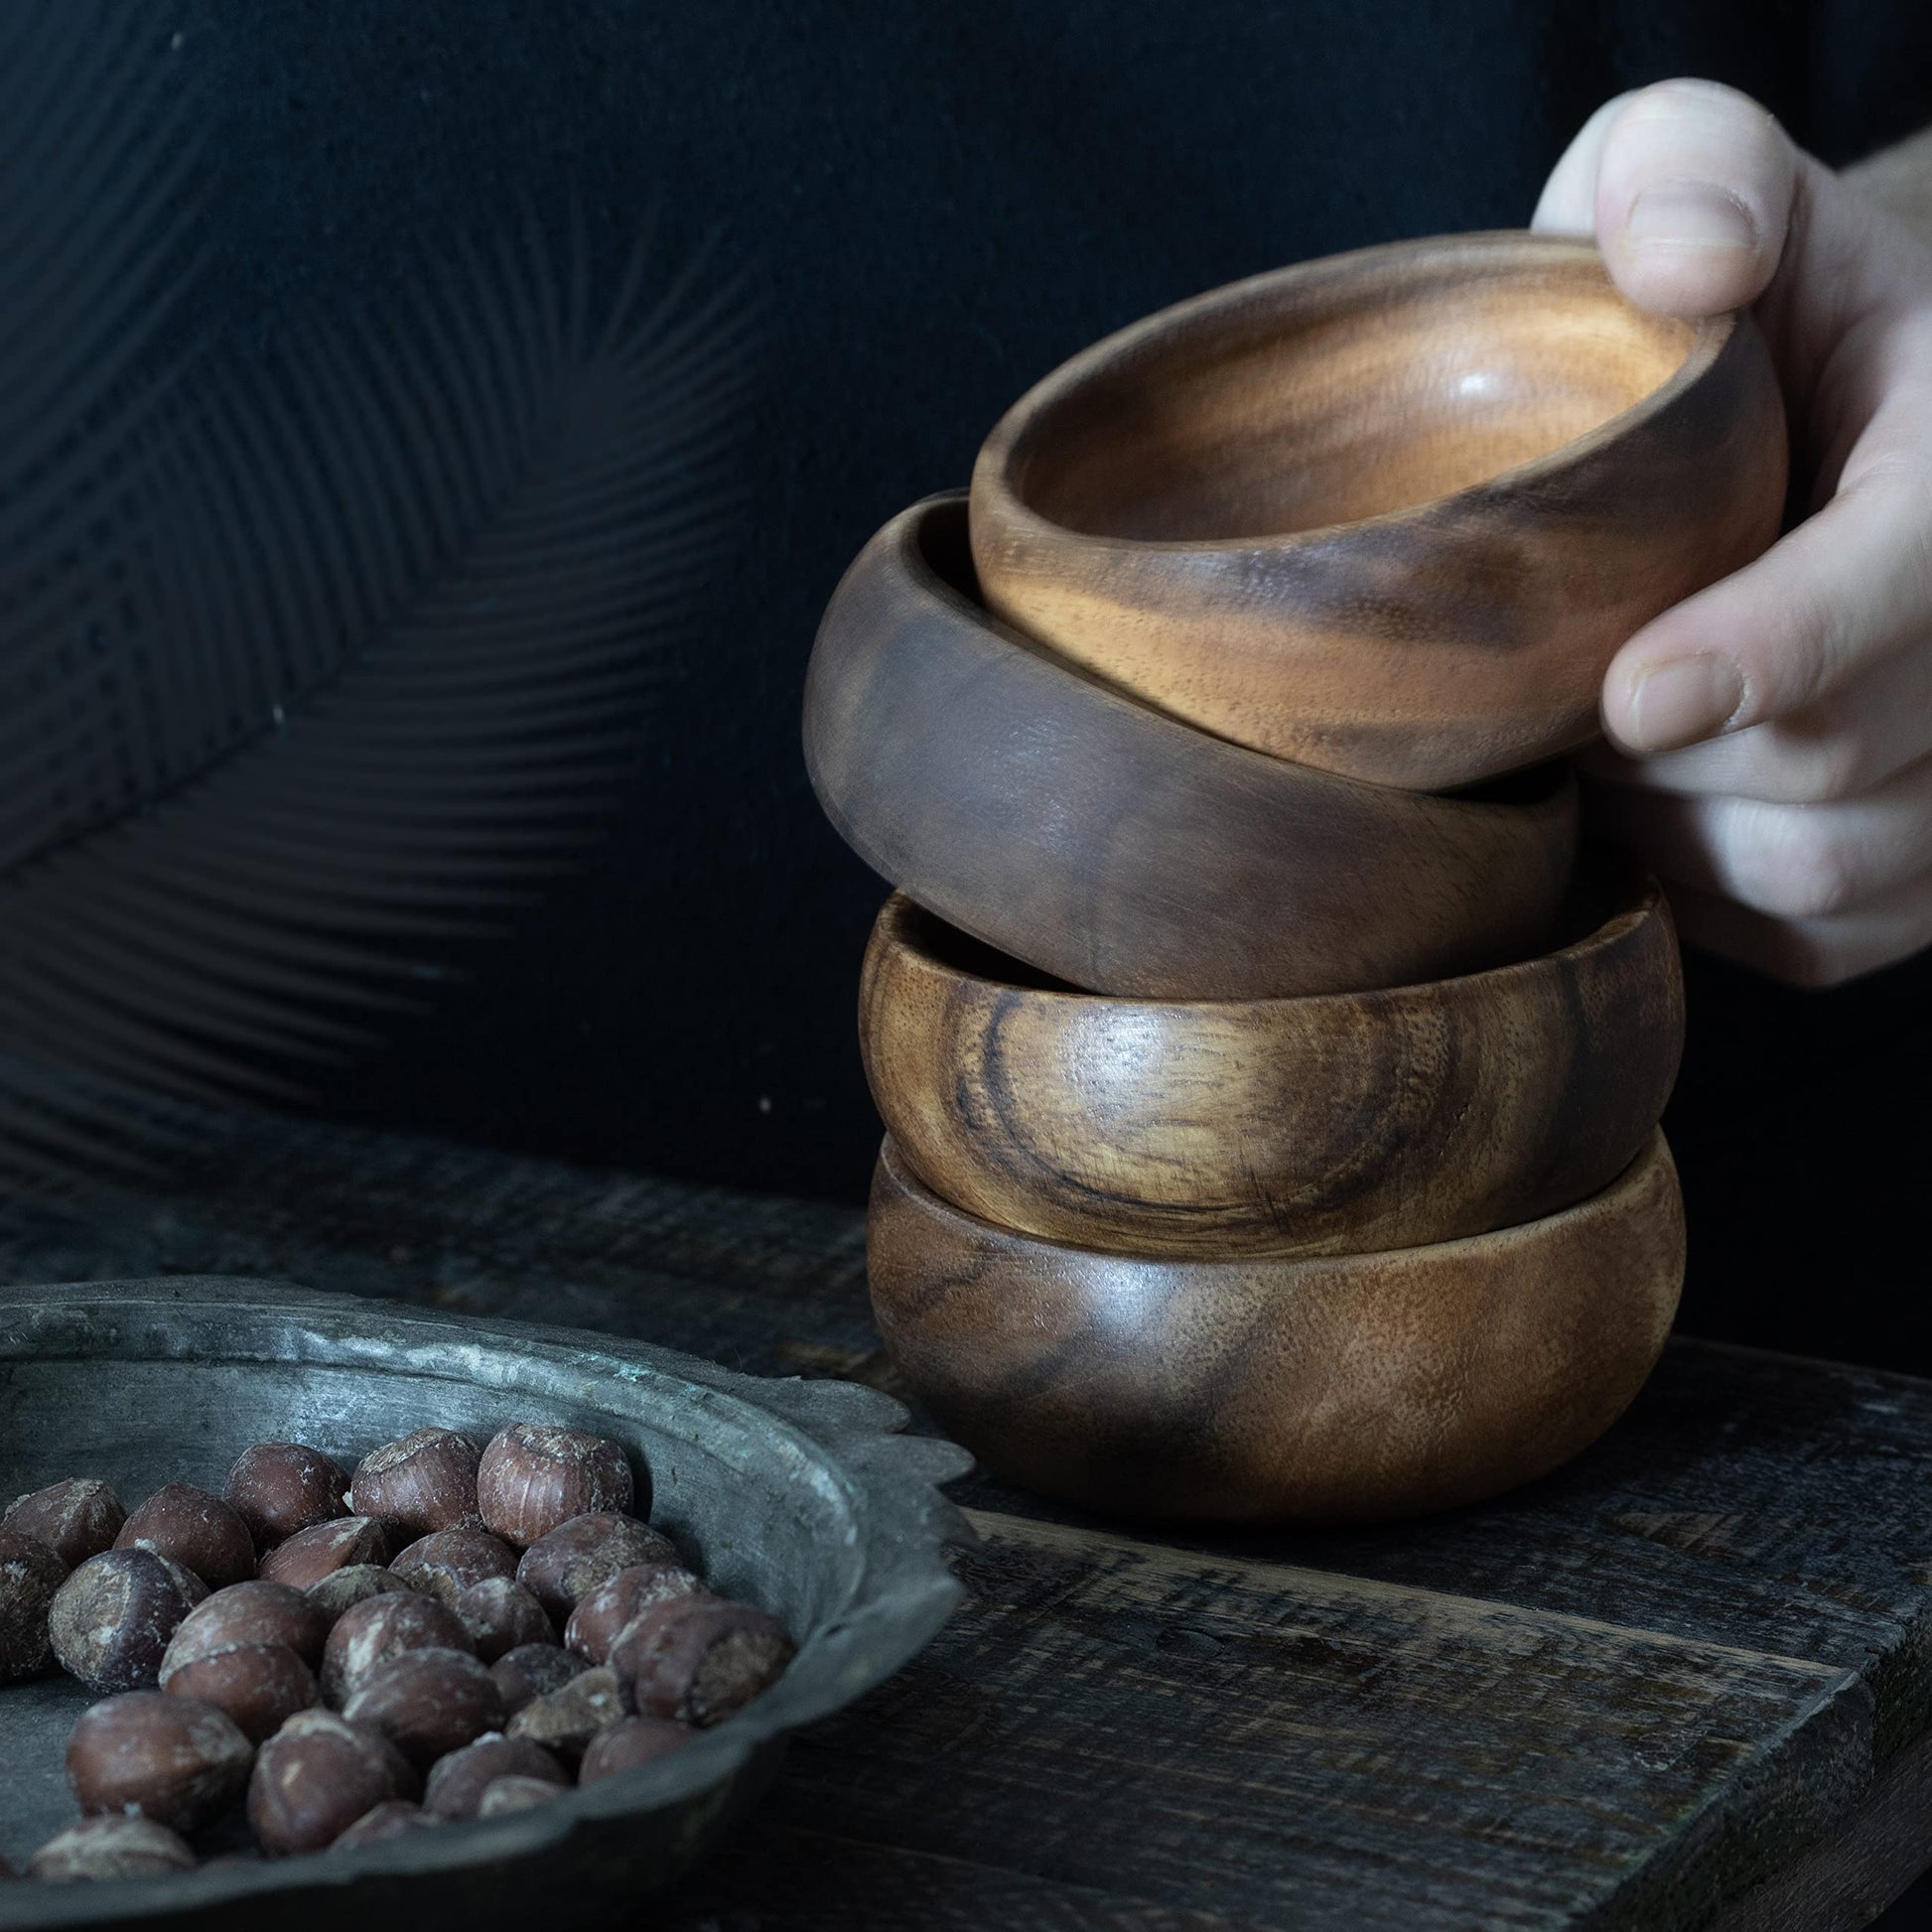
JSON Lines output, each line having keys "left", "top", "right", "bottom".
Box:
{"left": 179, "top": 1, "right": 1932, "bottom": 1367}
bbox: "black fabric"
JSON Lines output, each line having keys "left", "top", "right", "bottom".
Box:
{"left": 194, "top": 2, "right": 1932, "bottom": 1365}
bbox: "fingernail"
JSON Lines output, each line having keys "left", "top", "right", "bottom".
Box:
{"left": 1624, "top": 655, "right": 1745, "bottom": 753}
{"left": 1626, "top": 181, "right": 1758, "bottom": 255}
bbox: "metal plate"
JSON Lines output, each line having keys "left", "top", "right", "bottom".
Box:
{"left": 0, "top": 1277, "right": 973, "bottom": 1928}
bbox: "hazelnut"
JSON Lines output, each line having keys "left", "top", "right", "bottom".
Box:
{"left": 564, "top": 1562, "right": 706, "bottom": 1665}
{"left": 391, "top": 1526, "right": 518, "bottom": 1605}
{"left": 422, "top": 1733, "right": 567, "bottom": 1819}
{"left": 258, "top": 1516, "right": 392, "bottom": 1588}
{"left": 477, "top": 1424, "right": 638, "bottom": 1548}
{"left": 223, "top": 1444, "right": 349, "bottom": 1549}
{"left": 51, "top": 1550, "right": 207, "bottom": 1693}
{"left": 67, "top": 1690, "right": 253, "bottom": 1833}
{"left": 348, "top": 1429, "right": 481, "bottom": 1536}
{"left": 516, "top": 1512, "right": 679, "bottom": 1622}
{"left": 247, "top": 1708, "right": 419, "bottom": 1856}
{"left": 28, "top": 1814, "right": 197, "bottom": 1879}
{"left": 611, "top": 1597, "right": 795, "bottom": 1727}
{"left": 454, "top": 1579, "right": 553, "bottom": 1662}
{"left": 115, "top": 1482, "right": 256, "bottom": 1590}
{"left": 163, "top": 1643, "right": 319, "bottom": 1743}
{"left": 0, "top": 1526, "right": 69, "bottom": 1682}
{"left": 342, "top": 1646, "right": 506, "bottom": 1769}
{"left": 478, "top": 1774, "right": 565, "bottom": 1816}
{"left": 332, "top": 1800, "right": 437, "bottom": 1849}
{"left": 489, "top": 1643, "right": 586, "bottom": 1715}
{"left": 5, "top": 1478, "right": 125, "bottom": 1569}
{"left": 305, "top": 1564, "right": 413, "bottom": 1625}
{"left": 322, "top": 1590, "right": 472, "bottom": 1706}
{"left": 578, "top": 1714, "right": 695, "bottom": 1784}
{"left": 162, "top": 1580, "right": 329, "bottom": 1675}
{"left": 504, "top": 1664, "right": 624, "bottom": 1769}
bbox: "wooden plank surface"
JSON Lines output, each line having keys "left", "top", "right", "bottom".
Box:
{"left": 6, "top": 1109, "right": 1932, "bottom": 1927}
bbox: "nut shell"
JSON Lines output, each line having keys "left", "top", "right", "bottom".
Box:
{"left": 489, "top": 1643, "right": 586, "bottom": 1715}
{"left": 391, "top": 1525, "right": 518, "bottom": 1604}
{"left": 564, "top": 1561, "right": 705, "bottom": 1665}
{"left": 67, "top": 1690, "right": 253, "bottom": 1833}
{"left": 478, "top": 1773, "right": 564, "bottom": 1816}
{"left": 223, "top": 1443, "right": 349, "bottom": 1549}
{"left": 322, "top": 1589, "right": 472, "bottom": 1706}
{"left": 28, "top": 1814, "right": 197, "bottom": 1880}
{"left": 115, "top": 1482, "right": 256, "bottom": 1590}
{"left": 504, "top": 1663, "right": 625, "bottom": 1769}
{"left": 612, "top": 1596, "right": 796, "bottom": 1726}
{"left": 163, "top": 1642, "right": 320, "bottom": 1743}
{"left": 454, "top": 1577, "right": 553, "bottom": 1662}
{"left": 578, "top": 1713, "right": 695, "bottom": 1784}
{"left": 258, "top": 1516, "right": 392, "bottom": 1588}
{"left": 162, "top": 1580, "right": 330, "bottom": 1676}
{"left": 343, "top": 1646, "right": 506, "bottom": 1769}
{"left": 516, "top": 1512, "right": 679, "bottom": 1623}
{"left": 51, "top": 1550, "right": 207, "bottom": 1694}
{"left": 423, "top": 1732, "right": 568, "bottom": 1819}
{"left": 477, "top": 1424, "right": 639, "bottom": 1548}
{"left": 5, "top": 1478, "right": 125, "bottom": 1570}
{"left": 306, "top": 1564, "right": 413, "bottom": 1624}
{"left": 332, "top": 1800, "right": 437, "bottom": 1849}
{"left": 349, "top": 1429, "right": 481, "bottom": 1536}
{"left": 248, "top": 1708, "right": 420, "bottom": 1857}
{"left": 0, "top": 1526, "right": 69, "bottom": 1682}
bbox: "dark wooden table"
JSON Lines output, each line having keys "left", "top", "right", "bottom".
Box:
{"left": 6, "top": 1111, "right": 1932, "bottom": 1930}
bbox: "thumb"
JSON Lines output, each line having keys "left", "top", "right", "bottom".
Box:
{"left": 1534, "top": 78, "right": 1798, "bottom": 318}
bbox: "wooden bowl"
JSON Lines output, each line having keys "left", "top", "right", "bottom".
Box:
{"left": 868, "top": 1131, "right": 1686, "bottom": 1524}
{"left": 860, "top": 868, "right": 1682, "bottom": 1258}
{"left": 805, "top": 493, "right": 1578, "bottom": 1001}
{"left": 970, "top": 231, "right": 1787, "bottom": 790}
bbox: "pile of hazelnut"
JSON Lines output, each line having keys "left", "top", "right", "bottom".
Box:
{"left": 0, "top": 1422, "right": 795, "bottom": 1881}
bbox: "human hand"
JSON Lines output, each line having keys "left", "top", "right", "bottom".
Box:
{"left": 1535, "top": 79, "right": 1932, "bottom": 986}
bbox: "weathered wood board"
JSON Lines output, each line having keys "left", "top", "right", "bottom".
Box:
{"left": 5, "top": 1109, "right": 1932, "bottom": 1927}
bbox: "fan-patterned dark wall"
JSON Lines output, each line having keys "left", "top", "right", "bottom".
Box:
{"left": 7, "top": 0, "right": 1932, "bottom": 1375}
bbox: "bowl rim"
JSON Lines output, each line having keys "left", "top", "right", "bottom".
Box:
{"left": 0, "top": 1277, "right": 974, "bottom": 1927}
{"left": 871, "top": 866, "right": 1668, "bottom": 1020}
{"left": 882, "top": 491, "right": 1579, "bottom": 832}
{"left": 975, "top": 229, "right": 1734, "bottom": 556}
{"left": 877, "top": 1125, "right": 1675, "bottom": 1270}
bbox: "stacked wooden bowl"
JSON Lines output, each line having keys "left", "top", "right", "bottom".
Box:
{"left": 804, "top": 232, "right": 1788, "bottom": 1525}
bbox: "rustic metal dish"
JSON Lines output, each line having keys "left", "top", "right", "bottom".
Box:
{"left": 0, "top": 1277, "right": 973, "bottom": 1929}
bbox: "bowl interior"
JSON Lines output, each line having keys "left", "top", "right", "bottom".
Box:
{"left": 1006, "top": 244, "right": 1699, "bottom": 542}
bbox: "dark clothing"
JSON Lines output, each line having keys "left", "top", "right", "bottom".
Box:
{"left": 205, "top": 1, "right": 1932, "bottom": 1366}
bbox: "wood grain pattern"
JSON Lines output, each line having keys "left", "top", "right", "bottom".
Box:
{"left": 683, "top": 1511, "right": 1870, "bottom": 1932}
{"left": 859, "top": 874, "right": 1683, "bottom": 1257}
{"left": 971, "top": 232, "right": 1788, "bottom": 790}
{"left": 9, "top": 1112, "right": 1932, "bottom": 1926}
{"left": 867, "top": 1132, "right": 1685, "bottom": 1524}
{"left": 804, "top": 492, "right": 1579, "bottom": 1001}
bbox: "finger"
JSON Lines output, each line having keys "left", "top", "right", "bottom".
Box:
{"left": 1584, "top": 754, "right": 1932, "bottom": 919}
{"left": 1663, "top": 871, "right": 1932, "bottom": 987}
{"left": 1590, "top": 79, "right": 1797, "bottom": 316}
{"left": 1579, "top": 633, "right": 1932, "bottom": 802}
{"left": 1600, "top": 433, "right": 1932, "bottom": 755}
{"left": 1533, "top": 93, "right": 1636, "bottom": 235}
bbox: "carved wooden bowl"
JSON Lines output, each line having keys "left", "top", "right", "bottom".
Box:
{"left": 805, "top": 492, "right": 1578, "bottom": 1001}
{"left": 860, "top": 868, "right": 1683, "bottom": 1259}
{"left": 868, "top": 1132, "right": 1686, "bottom": 1524}
{"left": 971, "top": 231, "right": 1787, "bottom": 789}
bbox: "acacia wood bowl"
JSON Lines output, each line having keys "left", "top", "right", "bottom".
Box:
{"left": 860, "top": 868, "right": 1683, "bottom": 1258}
{"left": 970, "top": 231, "right": 1787, "bottom": 790}
{"left": 804, "top": 492, "right": 1578, "bottom": 1001}
{"left": 868, "top": 1131, "right": 1686, "bottom": 1524}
